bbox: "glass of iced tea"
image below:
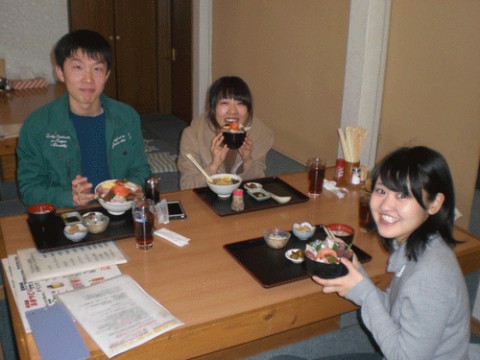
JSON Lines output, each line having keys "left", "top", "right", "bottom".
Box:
{"left": 132, "top": 198, "right": 154, "bottom": 249}
{"left": 307, "top": 157, "right": 326, "bottom": 198}
{"left": 358, "top": 189, "right": 375, "bottom": 233}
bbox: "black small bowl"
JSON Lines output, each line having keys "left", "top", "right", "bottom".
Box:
{"left": 305, "top": 255, "right": 349, "bottom": 279}
{"left": 27, "top": 203, "right": 56, "bottom": 225}
{"left": 325, "top": 223, "right": 354, "bottom": 245}
{"left": 223, "top": 130, "right": 246, "bottom": 149}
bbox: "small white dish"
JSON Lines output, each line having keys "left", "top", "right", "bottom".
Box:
{"left": 244, "top": 182, "right": 262, "bottom": 190}
{"left": 292, "top": 222, "right": 316, "bottom": 240}
{"left": 247, "top": 188, "right": 271, "bottom": 201}
{"left": 64, "top": 224, "right": 88, "bottom": 242}
{"left": 285, "top": 248, "right": 305, "bottom": 264}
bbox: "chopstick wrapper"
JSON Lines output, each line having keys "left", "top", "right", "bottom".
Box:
{"left": 155, "top": 228, "right": 190, "bottom": 247}
{"left": 323, "top": 180, "right": 348, "bottom": 199}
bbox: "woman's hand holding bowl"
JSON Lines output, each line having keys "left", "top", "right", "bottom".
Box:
{"left": 210, "top": 132, "right": 229, "bottom": 173}
{"left": 313, "top": 257, "right": 364, "bottom": 297}
{"left": 238, "top": 136, "right": 253, "bottom": 170}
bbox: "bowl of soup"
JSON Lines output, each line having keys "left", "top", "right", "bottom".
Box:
{"left": 207, "top": 174, "right": 242, "bottom": 198}
{"left": 324, "top": 223, "right": 355, "bottom": 245}
{"left": 27, "top": 203, "right": 56, "bottom": 225}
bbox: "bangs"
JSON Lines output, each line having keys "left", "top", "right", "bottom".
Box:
{"left": 378, "top": 163, "right": 411, "bottom": 195}
{"left": 374, "top": 150, "right": 427, "bottom": 209}
{"left": 74, "top": 49, "right": 106, "bottom": 64}
{"left": 218, "top": 86, "right": 250, "bottom": 105}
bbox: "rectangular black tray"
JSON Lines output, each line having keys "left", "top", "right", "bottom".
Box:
{"left": 193, "top": 176, "right": 309, "bottom": 216}
{"left": 28, "top": 207, "right": 134, "bottom": 252}
{"left": 224, "top": 226, "right": 372, "bottom": 288}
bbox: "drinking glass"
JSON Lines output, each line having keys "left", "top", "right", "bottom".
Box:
{"left": 307, "top": 157, "right": 326, "bottom": 198}
{"left": 132, "top": 198, "right": 154, "bottom": 249}
{"left": 358, "top": 189, "right": 374, "bottom": 233}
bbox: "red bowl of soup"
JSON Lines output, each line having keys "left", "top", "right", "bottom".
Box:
{"left": 324, "top": 223, "right": 355, "bottom": 245}
{"left": 27, "top": 203, "right": 56, "bottom": 225}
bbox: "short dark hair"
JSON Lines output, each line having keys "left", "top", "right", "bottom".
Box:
{"left": 54, "top": 29, "right": 112, "bottom": 71}
{"left": 207, "top": 76, "right": 253, "bottom": 129}
{"left": 371, "top": 146, "right": 457, "bottom": 261}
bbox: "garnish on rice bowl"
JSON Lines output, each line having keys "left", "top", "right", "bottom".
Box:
{"left": 305, "top": 238, "right": 353, "bottom": 279}
{"left": 95, "top": 179, "right": 143, "bottom": 215}
{"left": 96, "top": 179, "right": 142, "bottom": 203}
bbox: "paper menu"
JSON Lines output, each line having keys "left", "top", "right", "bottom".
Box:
{"left": 57, "top": 275, "right": 184, "bottom": 358}
{"left": 17, "top": 241, "right": 127, "bottom": 282}
{"left": 1, "top": 255, "right": 122, "bottom": 333}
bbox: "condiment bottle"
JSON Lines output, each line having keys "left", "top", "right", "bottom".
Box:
{"left": 231, "top": 189, "right": 245, "bottom": 211}
{"left": 145, "top": 176, "right": 161, "bottom": 204}
{"left": 351, "top": 167, "right": 361, "bottom": 186}
{"left": 334, "top": 158, "right": 345, "bottom": 184}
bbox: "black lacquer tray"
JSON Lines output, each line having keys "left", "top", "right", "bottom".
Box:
{"left": 28, "top": 207, "right": 134, "bottom": 252}
{"left": 193, "top": 176, "right": 309, "bottom": 216}
{"left": 224, "top": 225, "right": 372, "bottom": 288}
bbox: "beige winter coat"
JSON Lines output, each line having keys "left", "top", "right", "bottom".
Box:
{"left": 178, "top": 114, "right": 274, "bottom": 189}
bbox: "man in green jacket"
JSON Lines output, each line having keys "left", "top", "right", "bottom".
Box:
{"left": 17, "top": 29, "right": 151, "bottom": 208}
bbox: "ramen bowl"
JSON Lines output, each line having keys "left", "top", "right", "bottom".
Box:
{"left": 207, "top": 174, "right": 242, "bottom": 198}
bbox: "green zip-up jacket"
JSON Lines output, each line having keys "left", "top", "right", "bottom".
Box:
{"left": 17, "top": 93, "right": 151, "bottom": 208}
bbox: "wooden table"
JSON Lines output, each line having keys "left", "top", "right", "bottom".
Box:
{"left": 1, "top": 171, "right": 479, "bottom": 359}
{"left": 0, "top": 84, "right": 65, "bottom": 181}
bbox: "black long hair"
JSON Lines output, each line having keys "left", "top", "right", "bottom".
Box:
{"left": 371, "top": 146, "right": 457, "bottom": 261}
{"left": 207, "top": 76, "right": 253, "bottom": 129}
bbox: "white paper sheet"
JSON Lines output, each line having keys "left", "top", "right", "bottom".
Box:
{"left": 17, "top": 241, "right": 127, "bottom": 282}
{"left": 1, "top": 255, "right": 122, "bottom": 333}
{"left": 57, "top": 275, "right": 184, "bottom": 358}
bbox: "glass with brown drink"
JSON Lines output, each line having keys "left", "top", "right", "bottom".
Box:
{"left": 307, "top": 157, "right": 326, "bottom": 198}
{"left": 132, "top": 198, "right": 154, "bottom": 249}
{"left": 358, "top": 189, "right": 374, "bottom": 232}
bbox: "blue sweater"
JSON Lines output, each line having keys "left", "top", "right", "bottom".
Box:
{"left": 347, "top": 234, "right": 470, "bottom": 359}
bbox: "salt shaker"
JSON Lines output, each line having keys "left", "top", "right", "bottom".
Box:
{"left": 231, "top": 189, "right": 245, "bottom": 211}
{"left": 351, "top": 167, "right": 361, "bottom": 186}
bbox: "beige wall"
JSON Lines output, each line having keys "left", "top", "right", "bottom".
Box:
{"left": 212, "top": 0, "right": 350, "bottom": 166}
{"left": 0, "top": 0, "right": 68, "bottom": 83}
{"left": 212, "top": 0, "right": 480, "bottom": 229}
{"left": 378, "top": 1, "right": 480, "bottom": 228}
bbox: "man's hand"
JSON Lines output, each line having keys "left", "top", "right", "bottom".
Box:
{"left": 72, "top": 175, "right": 95, "bottom": 206}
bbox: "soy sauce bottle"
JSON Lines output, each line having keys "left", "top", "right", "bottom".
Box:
{"left": 145, "top": 176, "right": 161, "bottom": 203}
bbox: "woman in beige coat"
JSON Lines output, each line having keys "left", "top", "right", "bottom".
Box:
{"left": 178, "top": 76, "right": 274, "bottom": 189}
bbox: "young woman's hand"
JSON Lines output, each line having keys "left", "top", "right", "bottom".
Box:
{"left": 238, "top": 136, "right": 253, "bottom": 170}
{"left": 312, "top": 257, "right": 364, "bottom": 297}
{"left": 209, "top": 131, "right": 229, "bottom": 173}
{"left": 71, "top": 175, "right": 95, "bottom": 206}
